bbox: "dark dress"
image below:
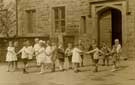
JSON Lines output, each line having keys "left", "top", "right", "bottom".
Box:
{"left": 57, "top": 48, "right": 65, "bottom": 62}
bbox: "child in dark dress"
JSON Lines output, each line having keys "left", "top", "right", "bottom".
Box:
{"left": 57, "top": 43, "right": 65, "bottom": 71}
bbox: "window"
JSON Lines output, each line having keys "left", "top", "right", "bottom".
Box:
{"left": 26, "top": 9, "right": 36, "bottom": 33}
{"left": 53, "top": 6, "right": 65, "bottom": 33}
{"left": 81, "top": 16, "right": 86, "bottom": 33}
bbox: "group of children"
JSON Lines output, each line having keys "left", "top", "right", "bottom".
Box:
{"left": 5, "top": 38, "right": 122, "bottom": 74}
{"left": 65, "top": 39, "right": 122, "bottom": 72}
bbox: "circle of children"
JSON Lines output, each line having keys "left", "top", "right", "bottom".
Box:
{"left": 6, "top": 38, "right": 121, "bottom": 74}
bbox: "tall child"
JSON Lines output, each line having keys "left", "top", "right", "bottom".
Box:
{"left": 51, "top": 42, "right": 57, "bottom": 72}
{"left": 88, "top": 39, "right": 97, "bottom": 65}
{"left": 45, "top": 40, "right": 53, "bottom": 71}
{"left": 6, "top": 41, "right": 17, "bottom": 72}
{"left": 26, "top": 41, "right": 34, "bottom": 67}
{"left": 34, "top": 38, "right": 40, "bottom": 65}
{"left": 14, "top": 41, "right": 19, "bottom": 70}
{"left": 36, "top": 40, "right": 46, "bottom": 74}
{"left": 17, "top": 40, "right": 30, "bottom": 74}
{"left": 101, "top": 42, "right": 111, "bottom": 66}
{"left": 65, "top": 43, "right": 73, "bottom": 69}
{"left": 57, "top": 43, "right": 65, "bottom": 71}
{"left": 86, "top": 44, "right": 104, "bottom": 72}
{"left": 111, "top": 39, "right": 122, "bottom": 72}
{"left": 78, "top": 40, "right": 84, "bottom": 67}
{"left": 72, "top": 44, "right": 83, "bottom": 73}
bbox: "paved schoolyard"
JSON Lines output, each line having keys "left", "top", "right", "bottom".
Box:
{"left": 0, "top": 57, "right": 134, "bottom": 85}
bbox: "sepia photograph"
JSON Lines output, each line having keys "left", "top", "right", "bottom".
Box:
{"left": 0, "top": 0, "right": 134, "bottom": 85}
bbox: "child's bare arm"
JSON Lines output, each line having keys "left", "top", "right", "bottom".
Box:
{"left": 85, "top": 49, "right": 96, "bottom": 54}
{"left": 99, "top": 50, "right": 104, "bottom": 55}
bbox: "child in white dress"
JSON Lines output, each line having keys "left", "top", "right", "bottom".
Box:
{"left": 34, "top": 38, "right": 40, "bottom": 64}
{"left": 25, "top": 41, "right": 34, "bottom": 67}
{"left": 45, "top": 41, "right": 53, "bottom": 71}
{"left": 72, "top": 44, "right": 83, "bottom": 73}
{"left": 6, "top": 41, "right": 17, "bottom": 72}
{"left": 36, "top": 40, "right": 46, "bottom": 74}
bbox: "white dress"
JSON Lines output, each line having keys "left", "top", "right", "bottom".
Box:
{"left": 36, "top": 47, "right": 46, "bottom": 64}
{"left": 19, "top": 47, "right": 29, "bottom": 59}
{"left": 34, "top": 43, "right": 40, "bottom": 55}
{"left": 6, "top": 47, "right": 17, "bottom": 62}
{"left": 45, "top": 46, "right": 53, "bottom": 64}
{"left": 72, "top": 47, "right": 82, "bottom": 63}
{"left": 27, "top": 46, "right": 34, "bottom": 60}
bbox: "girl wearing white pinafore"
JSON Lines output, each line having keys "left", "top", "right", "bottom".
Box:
{"left": 6, "top": 41, "right": 17, "bottom": 72}
{"left": 72, "top": 44, "right": 83, "bottom": 72}
{"left": 36, "top": 41, "right": 46, "bottom": 74}
{"left": 34, "top": 38, "right": 40, "bottom": 64}
{"left": 45, "top": 42, "right": 53, "bottom": 68}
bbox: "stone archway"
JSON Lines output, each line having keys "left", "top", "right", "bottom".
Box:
{"left": 90, "top": 1, "right": 127, "bottom": 47}
{"left": 97, "top": 7, "right": 122, "bottom": 46}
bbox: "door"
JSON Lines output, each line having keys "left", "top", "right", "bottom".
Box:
{"left": 98, "top": 9, "right": 112, "bottom": 47}
{"left": 98, "top": 8, "right": 122, "bottom": 47}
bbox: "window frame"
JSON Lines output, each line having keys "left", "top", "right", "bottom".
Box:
{"left": 53, "top": 6, "right": 66, "bottom": 33}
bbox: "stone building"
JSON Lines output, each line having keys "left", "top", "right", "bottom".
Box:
{"left": 0, "top": 0, "right": 134, "bottom": 59}
{"left": 17, "top": 0, "right": 135, "bottom": 57}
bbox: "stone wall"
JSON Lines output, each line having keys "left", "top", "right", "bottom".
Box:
{"left": 17, "top": 0, "right": 135, "bottom": 57}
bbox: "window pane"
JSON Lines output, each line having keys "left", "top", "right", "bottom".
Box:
{"left": 60, "top": 7, "right": 65, "bottom": 19}
{"left": 53, "top": 6, "right": 65, "bottom": 33}
{"left": 61, "top": 26, "right": 65, "bottom": 33}
{"left": 55, "top": 21, "right": 59, "bottom": 32}
{"left": 61, "top": 20, "right": 65, "bottom": 26}
{"left": 54, "top": 8, "right": 59, "bottom": 19}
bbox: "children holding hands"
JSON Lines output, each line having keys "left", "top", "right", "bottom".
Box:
{"left": 85, "top": 44, "right": 104, "bottom": 72}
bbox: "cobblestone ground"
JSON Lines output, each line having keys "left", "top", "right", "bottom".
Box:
{"left": 0, "top": 56, "right": 135, "bottom": 85}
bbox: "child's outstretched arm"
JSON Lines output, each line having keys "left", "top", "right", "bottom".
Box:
{"left": 99, "top": 49, "right": 104, "bottom": 55}
{"left": 85, "top": 49, "right": 96, "bottom": 54}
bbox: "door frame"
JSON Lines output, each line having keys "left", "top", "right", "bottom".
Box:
{"left": 90, "top": 1, "right": 127, "bottom": 47}
{"left": 97, "top": 8, "right": 122, "bottom": 46}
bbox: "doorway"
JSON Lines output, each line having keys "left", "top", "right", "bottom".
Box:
{"left": 111, "top": 9, "right": 122, "bottom": 45}
{"left": 98, "top": 8, "right": 122, "bottom": 46}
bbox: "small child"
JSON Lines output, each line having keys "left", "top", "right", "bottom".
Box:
{"left": 72, "top": 44, "right": 83, "bottom": 73}
{"left": 57, "top": 43, "right": 65, "bottom": 71}
{"left": 51, "top": 42, "right": 57, "bottom": 72}
{"left": 17, "top": 40, "right": 30, "bottom": 74}
{"left": 44, "top": 40, "right": 53, "bottom": 71}
{"left": 33, "top": 38, "right": 40, "bottom": 64}
{"left": 26, "top": 41, "right": 34, "bottom": 67}
{"left": 101, "top": 42, "right": 111, "bottom": 66}
{"left": 36, "top": 40, "right": 46, "bottom": 74}
{"left": 111, "top": 39, "right": 122, "bottom": 72}
{"left": 14, "top": 41, "right": 19, "bottom": 70}
{"left": 65, "top": 43, "right": 73, "bottom": 69}
{"left": 86, "top": 44, "right": 104, "bottom": 72}
{"left": 6, "top": 41, "right": 17, "bottom": 72}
